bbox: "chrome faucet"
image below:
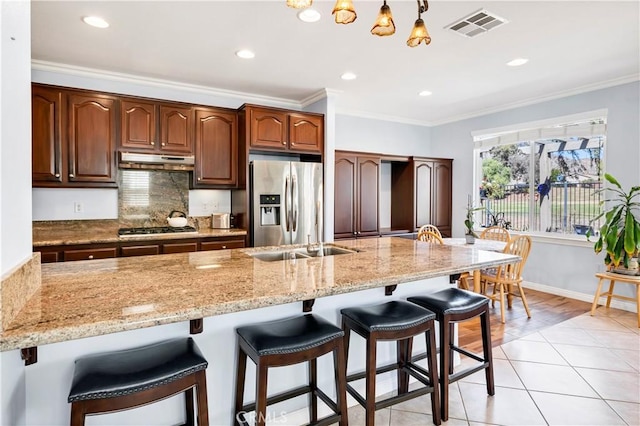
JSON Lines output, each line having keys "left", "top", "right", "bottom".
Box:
{"left": 306, "top": 233, "right": 323, "bottom": 256}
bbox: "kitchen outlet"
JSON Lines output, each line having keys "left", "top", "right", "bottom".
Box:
{"left": 212, "top": 201, "right": 219, "bottom": 211}
{"left": 74, "top": 202, "right": 84, "bottom": 213}
{"left": 203, "top": 203, "right": 209, "bottom": 212}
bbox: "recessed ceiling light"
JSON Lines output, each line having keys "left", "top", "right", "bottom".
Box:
{"left": 298, "top": 8, "right": 321, "bottom": 23}
{"left": 82, "top": 16, "right": 109, "bottom": 29}
{"left": 341, "top": 72, "right": 357, "bottom": 80}
{"left": 418, "top": 90, "right": 433, "bottom": 97}
{"left": 507, "top": 58, "right": 528, "bottom": 67}
{"left": 236, "top": 49, "right": 255, "bottom": 59}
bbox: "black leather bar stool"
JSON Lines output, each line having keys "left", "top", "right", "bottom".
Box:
{"left": 341, "top": 300, "right": 441, "bottom": 426}
{"left": 68, "top": 337, "right": 209, "bottom": 426}
{"left": 408, "top": 288, "right": 494, "bottom": 422}
{"left": 234, "top": 314, "right": 348, "bottom": 426}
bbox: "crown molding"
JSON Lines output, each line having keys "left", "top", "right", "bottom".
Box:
{"left": 300, "top": 88, "right": 343, "bottom": 107}
{"left": 430, "top": 73, "right": 640, "bottom": 127}
{"left": 31, "top": 60, "right": 301, "bottom": 110}
{"left": 334, "top": 108, "right": 433, "bottom": 127}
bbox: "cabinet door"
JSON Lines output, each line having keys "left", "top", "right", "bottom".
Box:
{"left": 67, "top": 93, "right": 117, "bottom": 184}
{"left": 249, "top": 108, "right": 287, "bottom": 150}
{"left": 32, "top": 86, "right": 63, "bottom": 183}
{"left": 159, "top": 104, "right": 193, "bottom": 154}
{"left": 120, "top": 245, "right": 161, "bottom": 257}
{"left": 432, "top": 160, "right": 452, "bottom": 237}
{"left": 414, "top": 161, "right": 434, "bottom": 230}
{"left": 120, "top": 100, "right": 157, "bottom": 151}
{"left": 334, "top": 154, "right": 357, "bottom": 239}
{"left": 194, "top": 108, "right": 237, "bottom": 186}
{"left": 357, "top": 156, "right": 380, "bottom": 237}
{"left": 288, "top": 113, "right": 323, "bottom": 153}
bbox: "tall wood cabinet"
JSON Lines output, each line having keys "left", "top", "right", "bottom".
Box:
{"left": 32, "top": 84, "right": 117, "bottom": 187}
{"left": 193, "top": 107, "right": 237, "bottom": 187}
{"left": 120, "top": 99, "right": 193, "bottom": 155}
{"left": 334, "top": 152, "right": 380, "bottom": 239}
{"left": 413, "top": 158, "right": 453, "bottom": 237}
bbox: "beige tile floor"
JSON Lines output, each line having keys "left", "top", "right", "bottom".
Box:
{"left": 338, "top": 308, "right": 640, "bottom": 426}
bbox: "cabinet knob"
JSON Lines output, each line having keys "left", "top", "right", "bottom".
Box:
{"left": 222, "top": 245, "right": 227, "bottom": 249}
{"left": 197, "top": 177, "right": 201, "bottom": 181}
{"left": 150, "top": 141, "right": 155, "bottom": 146}
{"left": 69, "top": 173, "right": 75, "bottom": 178}
{"left": 291, "top": 142, "right": 296, "bottom": 146}
{"left": 88, "top": 255, "right": 94, "bottom": 260}
{"left": 161, "top": 143, "right": 166, "bottom": 146}
{"left": 54, "top": 173, "right": 60, "bottom": 178}
{"left": 353, "top": 232, "right": 357, "bottom": 235}
{"left": 282, "top": 141, "right": 287, "bottom": 146}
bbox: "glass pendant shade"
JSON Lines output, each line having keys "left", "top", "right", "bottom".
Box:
{"left": 371, "top": 3, "right": 395, "bottom": 36}
{"left": 286, "top": 0, "right": 312, "bottom": 8}
{"left": 407, "top": 18, "right": 431, "bottom": 47}
{"left": 332, "top": 0, "right": 357, "bottom": 24}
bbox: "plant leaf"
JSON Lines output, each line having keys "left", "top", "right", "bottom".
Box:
{"left": 605, "top": 173, "right": 622, "bottom": 190}
{"left": 624, "top": 211, "right": 636, "bottom": 255}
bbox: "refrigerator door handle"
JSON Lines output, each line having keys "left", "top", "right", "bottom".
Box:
{"left": 285, "top": 175, "right": 290, "bottom": 232}
{"left": 292, "top": 176, "right": 298, "bottom": 232}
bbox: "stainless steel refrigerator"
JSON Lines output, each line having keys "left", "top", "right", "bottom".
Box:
{"left": 250, "top": 160, "right": 323, "bottom": 247}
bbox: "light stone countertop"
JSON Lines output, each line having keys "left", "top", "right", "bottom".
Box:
{"left": 1, "top": 237, "right": 518, "bottom": 351}
{"left": 32, "top": 220, "right": 246, "bottom": 246}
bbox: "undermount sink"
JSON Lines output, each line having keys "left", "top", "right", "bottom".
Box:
{"left": 248, "top": 244, "right": 358, "bottom": 262}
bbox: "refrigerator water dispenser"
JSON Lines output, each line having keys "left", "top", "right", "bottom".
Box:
{"left": 259, "top": 194, "right": 280, "bottom": 226}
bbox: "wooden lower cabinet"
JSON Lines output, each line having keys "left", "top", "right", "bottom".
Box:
{"left": 63, "top": 246, "right": 118, "bottom": 261}
{"left": 35, "top": 235, "right": 246, "bottom": 262}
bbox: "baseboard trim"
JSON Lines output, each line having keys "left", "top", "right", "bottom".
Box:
{"left": 522, "top": 280, "right": 637, "bottom": 312}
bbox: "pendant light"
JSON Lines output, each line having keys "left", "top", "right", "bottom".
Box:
{"left": 332, "top": 0, "right": 357, "bottom": 24}
{"left": 407, "top": 0, "right": 431, "bottom": 47}
{"left": 371, "top": 0, "right": 395, "bottom": 36}
{"left": 286, "top": 0, "right": 312, "bottom": 8}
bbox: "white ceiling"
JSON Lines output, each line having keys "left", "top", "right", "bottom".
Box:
{"left": 31, "top": 1, "right": 640, "bottom": 125}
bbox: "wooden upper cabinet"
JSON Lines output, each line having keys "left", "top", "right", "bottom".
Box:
{"left": 249, "top": 108, "right": 287, "bottom": 150}
{"left": 67, "top": 93, "right": 117, "bottom": 184}
{"left": 32, "top": 85, "right": 62, "bottom": 183}
{"left": 246, "top": 106, "right": 323, "bottom": 154}
{"left": 194, "top": 108, "right": 238, "bottom": 187}
{"left": 288, "top": 113, "right": 323, "bottom": 153}
{"left": 120, "top": 100, "right": 156, "bottom": 151}
{"left": 159, "top": 104, "right": 193, "bottom": 154}
{"left": 118, "top": 100, "right": 193, "bottom": 155}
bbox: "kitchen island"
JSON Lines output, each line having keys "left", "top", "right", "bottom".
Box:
{"left": 1, "top": 237, "right": 518, "bottom": 425}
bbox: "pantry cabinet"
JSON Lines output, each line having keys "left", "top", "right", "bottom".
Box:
{"left": 334, "top": 152, "right": 380, "bottom": 239}
{"left": 413, "top": 158, "right": 453, "bottom": 237}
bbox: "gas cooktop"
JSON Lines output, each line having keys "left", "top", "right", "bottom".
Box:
{"left": 118, "top": 226, "right": 198, "bottom": 237}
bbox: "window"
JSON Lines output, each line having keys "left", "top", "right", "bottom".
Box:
{"left": 473, "top": 113, "right": 606, "bottom": 236}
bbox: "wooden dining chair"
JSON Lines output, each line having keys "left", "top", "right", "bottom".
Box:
{"left": 417, "top": 224, "right": 442, "bottom": 239}
{"left": 480, "top": 226, "right": 511, "bottom": 242}
{"left": 478, "top": 235, "right": 532, "bottom": 323}
{"left": 417, "top": 230, "right": 444, "bottom": 244}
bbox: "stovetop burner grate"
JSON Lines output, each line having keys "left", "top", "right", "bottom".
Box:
{"left": 118, "top": 226, "right": 198, "bottom": 237}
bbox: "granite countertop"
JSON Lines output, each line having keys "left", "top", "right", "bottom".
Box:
{"left": 32, "top": 220, "right": 247, "bottom": 246}
{"left": 1, "top": 237, "right": 518, "bottom": 351}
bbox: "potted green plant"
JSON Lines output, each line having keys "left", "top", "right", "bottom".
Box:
{"left": 464, "top": 198, "right": 484, "bottom": 244}
{"left": 589, "top": 173, "right": 640, "bottom": 274}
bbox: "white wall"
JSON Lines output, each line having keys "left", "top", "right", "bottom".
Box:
{"left": 1, "top": 2, "right": 31, "bottom": 424}
{"left": 32, "top": 188, "right": 118, "bottom": 221}
{"left": 429, "top": 81, "right": 640, "bottom": 300}
{"left": 335, "top": 114, "right": 431, "bottom": 156}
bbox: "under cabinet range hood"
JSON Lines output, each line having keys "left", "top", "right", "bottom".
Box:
{"left": 118, "top": 152, "right": 195, "bottom": 171}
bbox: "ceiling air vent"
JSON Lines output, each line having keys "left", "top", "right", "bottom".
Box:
{"left": 446, "top": 9, "right": 508, "bottom": 38}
